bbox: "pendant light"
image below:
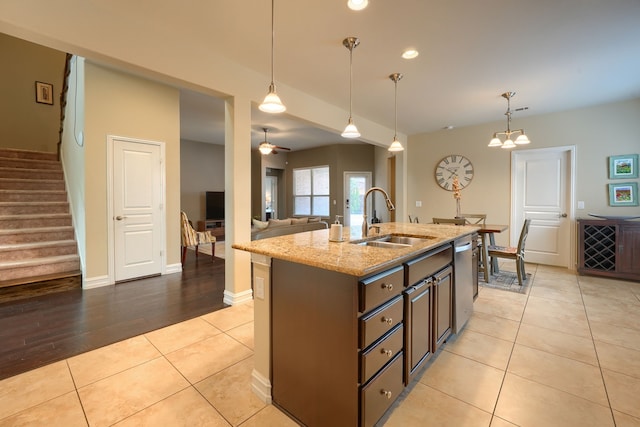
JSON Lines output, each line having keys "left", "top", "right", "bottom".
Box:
{"left": 388, "top": 73, "right": 404, "bottom": 152}
{"left": 258, "top": 128, "right": 275, "bottom": 155}
{"left": 347, "top": 0, "right": 369, "bottom": 11}
{"left": 259, "top": 0, "right": 286, "bottom": 113}
{"left": 341, "top": 37, "right": 361, "bottom": 138}
{"left": 488, "top": 91, "right": 530, "bottom": 148}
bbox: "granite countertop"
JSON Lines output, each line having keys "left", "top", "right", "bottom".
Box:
{"left": 232, "top": 222, "right": 478, "bottom": 276}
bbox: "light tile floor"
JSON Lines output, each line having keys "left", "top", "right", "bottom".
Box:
{"left": 2, "top": 262, "right": 640, "bottom": 426}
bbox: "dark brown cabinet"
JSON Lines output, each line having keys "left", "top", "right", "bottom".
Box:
{"left": 433, "top": 265, "right": 453, "bottom": 351}
{"left": 270, "top": 241, "right": 458, "bottom": 427}
{"left": 404, "top": 278, "right": 432, "bottom": 382}
{"left": 403, "top": 244, "right": 453, "bottom": 383}
{"left": 578, "top": 218, "right": 640, "bottom": 281}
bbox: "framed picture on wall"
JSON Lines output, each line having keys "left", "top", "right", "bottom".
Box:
{"left": 609, "top": 154, "right": 638, "bottom": 179}
{"left": 608, "top": 182, "right": 639, "bottom": 207}
{"left": 35, "top": 81, "right": 54, "bottom": 105}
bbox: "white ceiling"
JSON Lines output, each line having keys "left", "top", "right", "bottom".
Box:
{"left": 178, "top": 0, "right": 640, "bottom": 150}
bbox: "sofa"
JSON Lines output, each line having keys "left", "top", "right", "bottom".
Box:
{"left": 251, "top": 217, "right": 328, "bottom": 240}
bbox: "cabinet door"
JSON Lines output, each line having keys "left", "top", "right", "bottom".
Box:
{"left": 433, "top": 266, "right": 453, "bottom": 351}
{"left": 404, "top": 279, "right": 432, "bottom": 384}
{"left": 619, "top": 224, "right": 640, "bottom": 275}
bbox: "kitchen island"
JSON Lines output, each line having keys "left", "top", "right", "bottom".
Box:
{"left": 233, "top": 222, "right": 478, "bottom": 427}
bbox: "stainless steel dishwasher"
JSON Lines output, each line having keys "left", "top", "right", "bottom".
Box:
{"left": 453, "top": 235, "right": 474, "bottom": 333}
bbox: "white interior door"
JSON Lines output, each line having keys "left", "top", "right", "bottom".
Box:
{"left": 344, "top": 172, "right": 371, "bottom": 227}
{"left": 112, "top": 137, "right": 164, "bottom": 281}
{"left": 512, "top": 147, "right": 574, "bottom": 267}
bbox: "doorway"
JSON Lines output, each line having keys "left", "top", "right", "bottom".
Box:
{"left": 265, "top": 175, "right": 278, "bottom": 220}
{"left": 344, "top": 172, "right": 372, "bottom": 228}
{"left": 108, "top": 136, "right": 165, "bottom": 283}
{"left": 512, "top": 146, "right": 575, "bottom": 268}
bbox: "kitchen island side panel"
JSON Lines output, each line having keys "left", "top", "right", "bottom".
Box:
{"left": 272, "top": 259, "right": 360, "bottom": 426}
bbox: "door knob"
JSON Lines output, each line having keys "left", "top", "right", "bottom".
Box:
{"left": 559, "top": 213, "right": 567, "bottom": 218}
{"left": 115, "top": 215, "right": 126, "bottom": 221}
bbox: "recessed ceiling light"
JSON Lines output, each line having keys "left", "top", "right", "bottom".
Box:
{"left": 347, "top": 0, "right": 368, "bottom": 11}
{"left": 443, "top": 125, "right": 454, "bottom": 130}
{"left": 402, "top": 49, "right": 419, "bottom": 59}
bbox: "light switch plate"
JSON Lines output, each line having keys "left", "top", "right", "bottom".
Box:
{"left": 578, "top": 201, "right": 585, "bottom": 209}
{"left": 416, "top": 201, "right": 422, "bottom": 207}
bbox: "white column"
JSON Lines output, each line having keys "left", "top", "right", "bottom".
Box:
{"left": 223, "top": 96, "right": 253, "bottom": 305}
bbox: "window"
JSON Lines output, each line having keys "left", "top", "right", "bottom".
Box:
{"left": 293, "top": 166, "right": 330, "bottom": 217}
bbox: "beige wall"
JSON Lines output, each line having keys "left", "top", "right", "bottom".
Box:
{"left": 84, "top": 62, "right": 180, "bottom": 280}
{"left": 0, "top": 33, "right": 66, "bottom": 152}
{"left": 285, "top": 144, "right": 374, "bottom": 220}
{"left": 180, "top": 139, "right": 225, "bottom": 222}
{"left": 407, "top": 98, "right": 640, "bottom": 245}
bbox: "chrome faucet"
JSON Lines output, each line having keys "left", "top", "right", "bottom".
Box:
{"left": 362, "top": 187, "right": 395, "bottom": 237}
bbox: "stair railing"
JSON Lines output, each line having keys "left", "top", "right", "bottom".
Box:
{"left": 57, "top": 53, "right": 73, "bottom": 161}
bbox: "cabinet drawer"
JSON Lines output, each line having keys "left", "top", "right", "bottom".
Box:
{"left": 360, "top": 351, "right": 404, "bottom": 427}
{"left": 359, "top": 265, "right": 404, "bottom": 313}
{"left": 405, "top": 245, "right": 453, "bottom": 287}
{"left": 360, "top": 295, "right": 403, "bottom": 349}
{"left": 360, "top": 323, "right": 403, "bottom": 382}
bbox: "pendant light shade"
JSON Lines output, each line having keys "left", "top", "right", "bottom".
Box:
{"left": 347, "top": 0, "right": 369, "bottom": 11}
{"left": 341, "top": 37, "right": 361, "bottom": 139}
{"left": 388, "top": 73, "right": 404, "bottom": 152}
{"left": 488, "top": 91, "right": 530, "bottom": 148}
{"left": 259, "top": 0, "right": 286, "bottom": 113}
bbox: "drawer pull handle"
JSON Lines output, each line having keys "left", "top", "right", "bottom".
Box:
{"left": 380, "top": 389, "right": 393, "bottom": 399}
{"left": 381, "top": 283, "right": 394, "bottom": 291}
{"left": 381, "top": 316, "right": 393, "bottom": 325}
{"left": 381, "top": 348, "right": 393, "bottom": 358}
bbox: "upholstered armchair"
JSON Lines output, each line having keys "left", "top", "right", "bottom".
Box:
{"left": 180, "top": 211, "right": 215, "bottom": 266}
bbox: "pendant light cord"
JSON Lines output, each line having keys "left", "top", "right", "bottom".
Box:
{"left": 349, "top": 47, "right": 353, "bottom": 119}
{"left": 270, "top": 0, "right": 275, "bottom": 85}
{"left": 394, "top": 80, "right": 398, "bottom": 139}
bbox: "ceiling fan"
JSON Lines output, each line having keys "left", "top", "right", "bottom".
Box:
{"left": 258, "top": 127, "right": 291, "bottom": 155}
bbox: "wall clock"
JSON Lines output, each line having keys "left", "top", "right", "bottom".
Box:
{"left": 435, "top": 154, "right": 474, "bottom": 191}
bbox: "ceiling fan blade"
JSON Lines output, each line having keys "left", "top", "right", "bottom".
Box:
{"left": 273, "top": 145, "right": 291, "bottom": 151}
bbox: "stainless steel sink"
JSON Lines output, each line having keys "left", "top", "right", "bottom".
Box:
{"left": 359, "top": 240, "right": 411, "bottom": 249}
{"left": 352, "top": 234, "right": 434, "bottom": 249}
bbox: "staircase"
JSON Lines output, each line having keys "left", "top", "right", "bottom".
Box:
{"left": 0, "top": 148, "right": 81, "bottom": 288}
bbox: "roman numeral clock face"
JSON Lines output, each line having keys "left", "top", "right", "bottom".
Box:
{"left": 435, "top": 155, "right": 474, "bottom": 191}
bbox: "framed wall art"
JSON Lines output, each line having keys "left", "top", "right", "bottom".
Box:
{"left": 35, "top": 81, "right": 54, "bottom": 105}
{"left": 609, "top": 154, "right": 638, "bottom": 179}
{"left": 608, "top": 182, "right": 639, "bottom": 207}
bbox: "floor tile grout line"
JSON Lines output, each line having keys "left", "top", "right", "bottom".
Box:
{"left": 64, "top": 359, "right": 91, "bottom": 427}
{"left": 487, "top": 262, "right": 536, "bottom": 426}
{"left": 577, "top": 275, "right": 618, "bottom": 426}
{"left": 420, "top": 382, "right": 494, "bottom": 419}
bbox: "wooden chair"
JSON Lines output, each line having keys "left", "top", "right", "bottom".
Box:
{"left": 432, "top": 217, "right": 465, "bottom": 225}
{"left": 458, "top": 213, "right": 486, "bottom": 226}
{"left": 180, "top": 211, "right": 215, "bottom": 266}
{"left": 488, "top": 219, "right": 531, "bottom": 286}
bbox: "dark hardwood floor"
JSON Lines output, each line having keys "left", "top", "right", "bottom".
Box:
{"left": 0, "top": 255, "right": 226, "bottom": 381}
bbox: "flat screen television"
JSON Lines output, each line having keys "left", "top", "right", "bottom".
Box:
{"left": 205, "top": 191, "right": 225, "bottom": 220}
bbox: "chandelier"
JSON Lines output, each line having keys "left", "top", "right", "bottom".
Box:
{"left": 488, "top": 91, "right": 530, "bottom": 149}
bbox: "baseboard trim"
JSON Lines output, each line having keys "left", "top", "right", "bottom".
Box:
{"left": 251, "top": 368, "right": 272, "bottom": 404}
{"left": 83, "top": 275, "right": 111, "bottom": 289}
{"left": 223, "top": 289, "right": 253, "bottom": 306}
{"left": 165, "top": 263, "right": 182, "bottom": 274}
